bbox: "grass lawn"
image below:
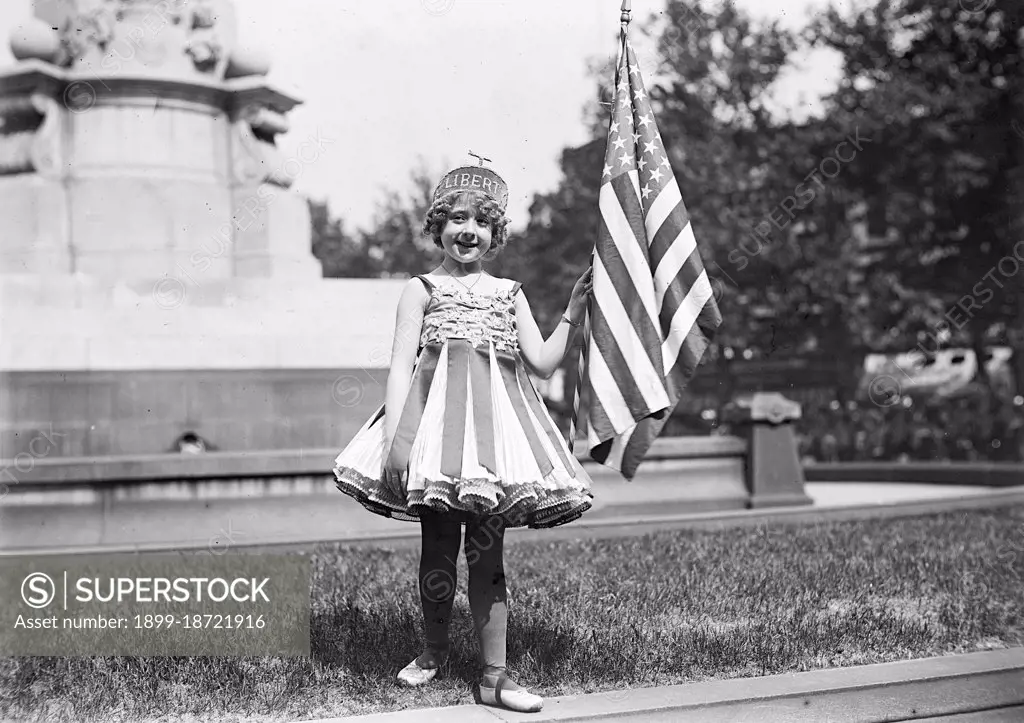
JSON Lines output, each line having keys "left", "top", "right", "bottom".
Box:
{"left": 2, "top": 504, "right": 1023, "bottom": 722}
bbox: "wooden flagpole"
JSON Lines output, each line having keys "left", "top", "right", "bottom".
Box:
{"left": 567, "top": 0, "right": 632, "bottom": 455}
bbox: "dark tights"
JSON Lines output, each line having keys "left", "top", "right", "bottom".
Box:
{"left": 416, "top": 510, "right": 508, "bottom": 674}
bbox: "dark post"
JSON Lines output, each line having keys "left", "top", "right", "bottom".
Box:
{"left": 725, "top": 392, "right": 812, "bottom": 508}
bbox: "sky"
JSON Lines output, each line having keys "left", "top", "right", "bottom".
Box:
{"left": 0, "top": 0, "right": 846, "bottom": 231}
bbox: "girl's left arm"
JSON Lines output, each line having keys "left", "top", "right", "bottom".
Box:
{"left": 515, "top": 268, "right": 593, "bottom": 379}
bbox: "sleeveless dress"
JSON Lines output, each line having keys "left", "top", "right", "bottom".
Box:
{"left": 332, "top": 275, "right": 594, "bottom": 528}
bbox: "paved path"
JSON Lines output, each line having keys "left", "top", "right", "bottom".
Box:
{"left": 805, "top": 481, "right": 998, "bottom": 507}
{"left": 2, "top": 478, "right": 1017, "bottom": 557}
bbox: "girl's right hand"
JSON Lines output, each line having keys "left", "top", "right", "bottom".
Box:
{"left": 381, "top": 436, "right": 407, "bottom": 492}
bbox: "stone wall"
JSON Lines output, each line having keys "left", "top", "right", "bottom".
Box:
{"left": 0, "top": 275, "right": 407, "bottom": 458}
{"left": 1, "top": 367, "right": 387, "bottom": 458}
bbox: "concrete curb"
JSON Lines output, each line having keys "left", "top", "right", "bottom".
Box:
{"left": 805, "top": 462, "right": 1024, "bottom": 487}
{"left": 299, "top": 647, "right": 1024, "bottom": 722}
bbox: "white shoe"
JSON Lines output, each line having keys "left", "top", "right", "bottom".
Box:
{"left": 479, "top": 670, "right": 543, "bottom": 712}
{"left": 396, "top": 656, "right": 442, "bottom": 687}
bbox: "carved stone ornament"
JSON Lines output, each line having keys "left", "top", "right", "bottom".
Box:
{"left": 28, "top": 0, "right": 239, "bottom": 77}
{"left": 185, "top": 0, "right": 224, "bottom": 73}
{"left": 9, "top": 17, "right": 62, "bottom": 63}
{"left": 190, "top": 3, "right": 218, "bottom": 29}
{"left": 185, "top": 37, "right": 222, "bottom": 71}
{"left": 28, "top": 94, "right": 65, "bottom": 178}
{"left": 0, "top": 97, "right": 36, "bottom": 175}
{"left": 59, "top": 2, "right": 117, "bottom": 67}
{"left": 723, "top": 392, "right": 802, "bottom": 426}
{"left": 230, "top": 103, "right": 292, "bottom": 188}
{"left": 0, "top": 94, "right": 64, "bottom": 178}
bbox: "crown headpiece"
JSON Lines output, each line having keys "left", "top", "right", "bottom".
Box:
{"left": 432, "top": 151, "right": 508, "bottom": 211}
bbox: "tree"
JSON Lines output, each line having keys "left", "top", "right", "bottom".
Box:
{"left": 309, "top": 161, "right": 451, "bottom": 280}
{"left": 494, "top": 137, "right": 605, "bottom": 333}
{"left": 309, "top": 198, "right": 379, "bottom": 278}
{"left": 358, "top": 160, "right": 446, "bottom": 277}
{"left": 807, "top": 0, "right": 1024, "bottom": 394}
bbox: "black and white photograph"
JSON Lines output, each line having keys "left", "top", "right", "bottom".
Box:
{"left": 0, "top": 0, "right": 1022, "bottom": 721}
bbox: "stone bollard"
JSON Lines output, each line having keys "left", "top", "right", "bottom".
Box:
{"left": 724, "top": 392, "right": 812, "bottom": 508}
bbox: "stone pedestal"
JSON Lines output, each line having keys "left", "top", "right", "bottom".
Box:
{"left": 725, "top": 392, "right": 813, "bottom": 508}
{"left": 0, "top": 1, "right": 386, "bottom": 464}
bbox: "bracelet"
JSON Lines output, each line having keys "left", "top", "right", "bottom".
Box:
{"left": 561, "top": 313, "right": 582, "bottom": 328}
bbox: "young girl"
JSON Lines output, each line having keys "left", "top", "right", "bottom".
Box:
{"left": 333, "top": 161, "right": 594, "bottom": 713}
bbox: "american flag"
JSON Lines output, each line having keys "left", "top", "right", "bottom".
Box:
{"left": 569, "top": 28, "right": 723, "bottom": 480}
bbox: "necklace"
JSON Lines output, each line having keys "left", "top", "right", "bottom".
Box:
{"left": 441, "top": 262, "right": 484, "bottom": 294}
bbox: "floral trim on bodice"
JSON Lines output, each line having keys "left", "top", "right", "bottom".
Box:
{"left": 419, "top": 284, "right": 520, "bottom": 353}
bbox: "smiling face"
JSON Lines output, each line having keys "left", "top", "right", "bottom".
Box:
{"left": 438, "top": 197, "right": 494, "bottom": 265}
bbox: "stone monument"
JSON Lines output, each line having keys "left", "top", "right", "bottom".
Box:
{"left": 724, "top": 392, "right": 812, "bottom": 508}
{"left": 0, "top": 0, "right": 404, "bottom": 461}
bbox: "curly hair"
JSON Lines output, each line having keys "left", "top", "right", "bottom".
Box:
{"left": 422, "top": 189, "right": 511, "bottom": 259}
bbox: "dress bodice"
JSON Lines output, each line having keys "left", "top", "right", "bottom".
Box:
{"left": 418, "top": 277, "right": 520, "bottom": 354}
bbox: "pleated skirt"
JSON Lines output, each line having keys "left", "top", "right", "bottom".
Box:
{"left": 332, "top": 339, "right": 594, "bottom": 528}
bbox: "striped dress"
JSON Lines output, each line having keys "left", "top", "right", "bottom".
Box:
{"left": 333, "top": 275, "right": 594, "bottom": 528}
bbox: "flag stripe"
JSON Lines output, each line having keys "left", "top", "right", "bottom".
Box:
{"left": 603, "top": 424, "right": 631, "bottom": 471}
{"left": 587, "top": 395, "right": 614, "bottom": 459}
{"left": 621, "top": 412, "right": 670, "bottom": 474}
{"left": 670, "top": 322, "right": 714, "bottom": 395}
{"left": 568, "top": 306, "right": 592, "bottom": 453}
{"left": 654, "top": 222, "right": 701, "bottom": 313}
{"left": 586, "top": 382, "right": 615, "bottom": 439}
{"left": 649, "top": 200, "right": 689, "bottom": 273}
{"left": 599, "top": 179, "right": 658, "bottom": 326}
{"left": 588, "top": 297, "right": 659, "bottom": 423}
{"left": 654, "top": 225, "right": 697, "bottom": 313}
{"left": 610, "top": 172, "right": 652, "bottom": 266}
{"left": 587, "top": 416, "right": 602, "bottom": 450}
{"left": 661, "top": 267, "right": 717, "bottom": 376}
{"left": 645, "top": 177, "right": 686, "bottom": 249}
{"left": 596, "top": 198, "right": 667, "bottom": 375}
{"left": 591, "top": 252, "right": 670, "bottom": 414}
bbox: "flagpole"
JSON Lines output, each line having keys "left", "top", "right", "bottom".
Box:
{"left": 567, "top": 0, "right": 632, "bottom": 455}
